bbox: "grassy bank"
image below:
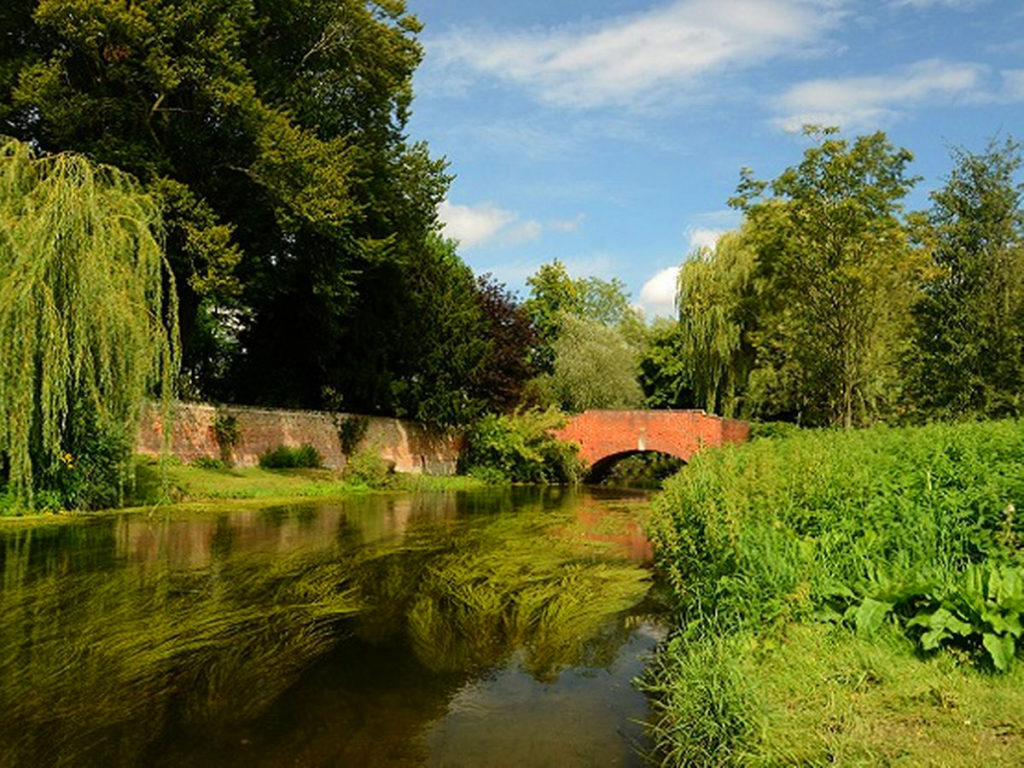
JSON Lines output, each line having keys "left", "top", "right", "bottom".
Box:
{"left": 646, "top": 420, "right": 1024, "bottom": 765}
{"left": 0, "top": 458, "right": 490, "bottom": 521}
{"left": 134, "top": 457, "right": 489, "bottom": 503}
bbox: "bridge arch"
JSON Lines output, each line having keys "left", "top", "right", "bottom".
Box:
{"left": 553, "top": 409, "right": 749, "bottom": 476}
{"left": 585, "top": 449, "right": 687, "bottom": 484}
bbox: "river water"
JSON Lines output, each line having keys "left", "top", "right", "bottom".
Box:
{"left": 0, "top": 487, "right": 664, "bottom": 767}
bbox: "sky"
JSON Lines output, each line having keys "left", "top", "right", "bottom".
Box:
{"left": 406, "top": 0, "right": 1024, "bottom": 318}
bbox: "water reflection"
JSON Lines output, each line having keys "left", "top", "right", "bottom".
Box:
{"left": 0, "top": 487, "right": 661, "bottom": 767}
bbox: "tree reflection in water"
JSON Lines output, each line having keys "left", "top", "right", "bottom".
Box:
{"left": 0, "top": 487, "right": 661, "bottom": 767}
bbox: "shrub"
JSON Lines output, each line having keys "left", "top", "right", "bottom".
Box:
{"left": 39, "top": 415, "right": 131, "bottom": 511}
{"left": 213, "top": 412, "right": 240, "bottom": 466}
{"left": 258, "top": 444, "right": 323, "bottom": 469}
{"left": 342, "top": 448, "right": 392, "bottom": 488}
{"left": 650, "top": 420, "right": 1024, "bottom": 660}
{"left": 459, "top": 409, "right": 585, "bottom": 484}
{"left": 337, "top": 416, "right": 369, "bottom": 456}
{"left": 192, "top": 456, "right": 226, "bottom": 470}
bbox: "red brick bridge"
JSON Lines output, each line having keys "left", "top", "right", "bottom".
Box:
{"left": 553, "top": 410, "right": 750, "bottom": 478}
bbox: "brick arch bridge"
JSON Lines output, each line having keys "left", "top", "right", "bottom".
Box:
{"left": 553, "top": 410, "right": 750, "bottom": 479}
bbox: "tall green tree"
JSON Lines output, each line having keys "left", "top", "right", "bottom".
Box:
{"left": 0, "top": 139, "right": 178, "bottom": 506}
{"left": 674, "top": 230, "right": 758, "bottom": 417}
{"left": 732, "top": 127, "right": 922, "bottom": 428}
{"left": 908, "top": 138, "right": 1024, "bottom": 418}
{"left": 0, "top": 0, "right": 448, "bottom": 407}
{"left": 638, "top": 319, "right": 697, "bottom": 410}
{"left": 383, "top": 239, "right": 537, "bottom": 427}
{"left": 535, "top": 314, "right": 644, "bottom": 413}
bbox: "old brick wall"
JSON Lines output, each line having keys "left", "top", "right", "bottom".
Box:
{"left": 137, "top": 403, "right": 460, "bottom": 475}
{"left": 553, "top": 409, "right": 749, "bottom": 467}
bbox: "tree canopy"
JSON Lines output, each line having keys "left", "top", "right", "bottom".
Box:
{"left": 729, "top": 127, "right": 923, "bottom": 427}
{"left": 0, "top": 0, "right": 448, "bottom": 410}
{"left": 908, "top": 138, "right": 1024, "bottom": 419}
{"left": 0, "top": 139, "right": 178, "bottom": 505}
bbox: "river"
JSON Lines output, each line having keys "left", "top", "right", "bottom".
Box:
{"left": 0, "top": 486, "right": 664, "bottom": 767}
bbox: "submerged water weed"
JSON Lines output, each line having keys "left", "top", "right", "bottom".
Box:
{"left": 0, "top": 490, "right": 654, "bottom": 766}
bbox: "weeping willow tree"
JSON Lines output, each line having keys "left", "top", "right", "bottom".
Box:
{"left": 0, "top": 139, "right": 179, "bottom": 507}
{"left": 674, "top": 229, "right": 757, "bottom": 417}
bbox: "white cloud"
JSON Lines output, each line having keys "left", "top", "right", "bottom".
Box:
{"left": 774, "top": 59, "right": 988, "bottom": 130}
{"left": 438, "top": 200, "right": 585, "bottom": 250}
{"left": 438, "top": 200, "right": 516, "bottom": 248}
{"left": 639, "top": 266, "right": 681, "bottom": 319}
{"left": 549, "top": 214, "right": 587, "bottom": 233}
{"left": 1002, "top": 70, "right": 1024, "bottom": 102}
{"left": 689, "top": 228, "right": 725, "bottom": 250}
{"left": 430, "top": 0, "right": 842, "bottom": 109}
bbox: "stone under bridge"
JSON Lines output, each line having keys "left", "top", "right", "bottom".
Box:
{"left": 552, "top": 410, "right": 750, "bottom": 479}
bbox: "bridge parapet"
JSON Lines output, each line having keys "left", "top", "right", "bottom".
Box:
{"left": 553, "top": 409, "right": 749, "bottom": 471}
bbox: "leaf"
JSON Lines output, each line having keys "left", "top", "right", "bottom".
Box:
{"left": 855, "top": 597, "right": 893, "bottom": 636}
{"left": 983, "top": 609, "right": 1023, "bottom": 638}
{"left": 921, "top": 628, "right": 951, "bottom": 651}
{"left": 983, "top": 632, "right": 1016, "bottom": 672}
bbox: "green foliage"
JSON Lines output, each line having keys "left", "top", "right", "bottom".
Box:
{"left": 460, "top": 410, "right": 585, "bottom": 484}
{"left": 191, "top": 456, "right": 226, "bottom": 470}
{"left": 258, "top": 444, "right": 323, "bottom": 470}
{"left": 731, "top": 127, "right": 923, "bottom": 427}
{"left": 524, "top": 260, "right": 584, "bottom": 367}
{"left": 523, "top": 260, "right": 639, "bottom": 376}
{"left": 647, "top": 622, "right": 1024, "bottom": 767}
{"left": 908, "top": 137, "right": 1024, "bottom": 419}
{"left": 213, "top": 412, "right": 240, "bottom": 465}
{"left": 641, "top": 636, "right": 755, "bottom": 767}
{"left": 647, "top": 422, "right": 1024, "bottom": 763}
{"left": 747, "top": 420, "right": 802, "bottom": 440}
{"left": 0, "top": 0, "right": 450, "bottom": 406}
{"left": 337, "top": 415, "right": 369, "bottom": 456}
{"left": 835, "top": 563, "right": 1024, "bottom": 671}
{"left": 533, "top": 313, "right": 644, "bottom": 413}
{"left": 674, "top": 231, "right": 758, "bottom": 417}
{"left": 341, "top": 448, "right": 393, "bottom": 488}
{"left": 651, "top": 420, "right": 1024, "bottom": 652}
{"left": 638, "top": 318, "right": 697, "bottom": 409}
{"left": 0, "top": 139, "right": 178, "bottom": 507}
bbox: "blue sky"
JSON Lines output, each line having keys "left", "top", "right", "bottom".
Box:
{"left": 406, "top": 0, "right": 1024, "bottom": 317}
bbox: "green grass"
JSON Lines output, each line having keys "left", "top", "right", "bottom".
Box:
{"left": 646, "top": 623, "right": 1024, "bottom": 767}
{"left": 134, "top": 457, "right": 491, "bottom": 504}
{"left": 0, "top": 458, "right": 492, "bottom": 522}
{"left": 645, "top": 420, "right": 1024, "bottom": 765}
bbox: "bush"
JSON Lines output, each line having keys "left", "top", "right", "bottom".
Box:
{"left": 258, "top": 444, "right": 323, "bottom": 469}
{"left": 651, "top": 420, "right": 1024, "bottom": 658}
{"left": 341, "top": 448, "right": 392, "bottom": 488}
{"left": 459, "top": 409, "right": 585, "bottom": 484}
{"left": 39, "top": 416, "right": 131, "bottom": 511}
{"left": 213, "top": 412, "right": 240, "bottom": 466}
{"left": 192, "top": 456, "right": 227, "bottom": 470}
{"left": 645, "top": 420, "right": 1024, "bottom": 764}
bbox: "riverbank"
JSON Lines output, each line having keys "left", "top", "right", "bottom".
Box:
{"left": 0, "top": 458, "right": 490, "bottom": 523}
{"left": 644, "top": 419, "right": 1024, "bottom": 765}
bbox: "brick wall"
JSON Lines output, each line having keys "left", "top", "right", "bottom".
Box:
{"left": 137, "top": 403, "right": 460, "bottom": 475}
{"left": 553, "top": 409, "right": 749, "bottom": 467}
